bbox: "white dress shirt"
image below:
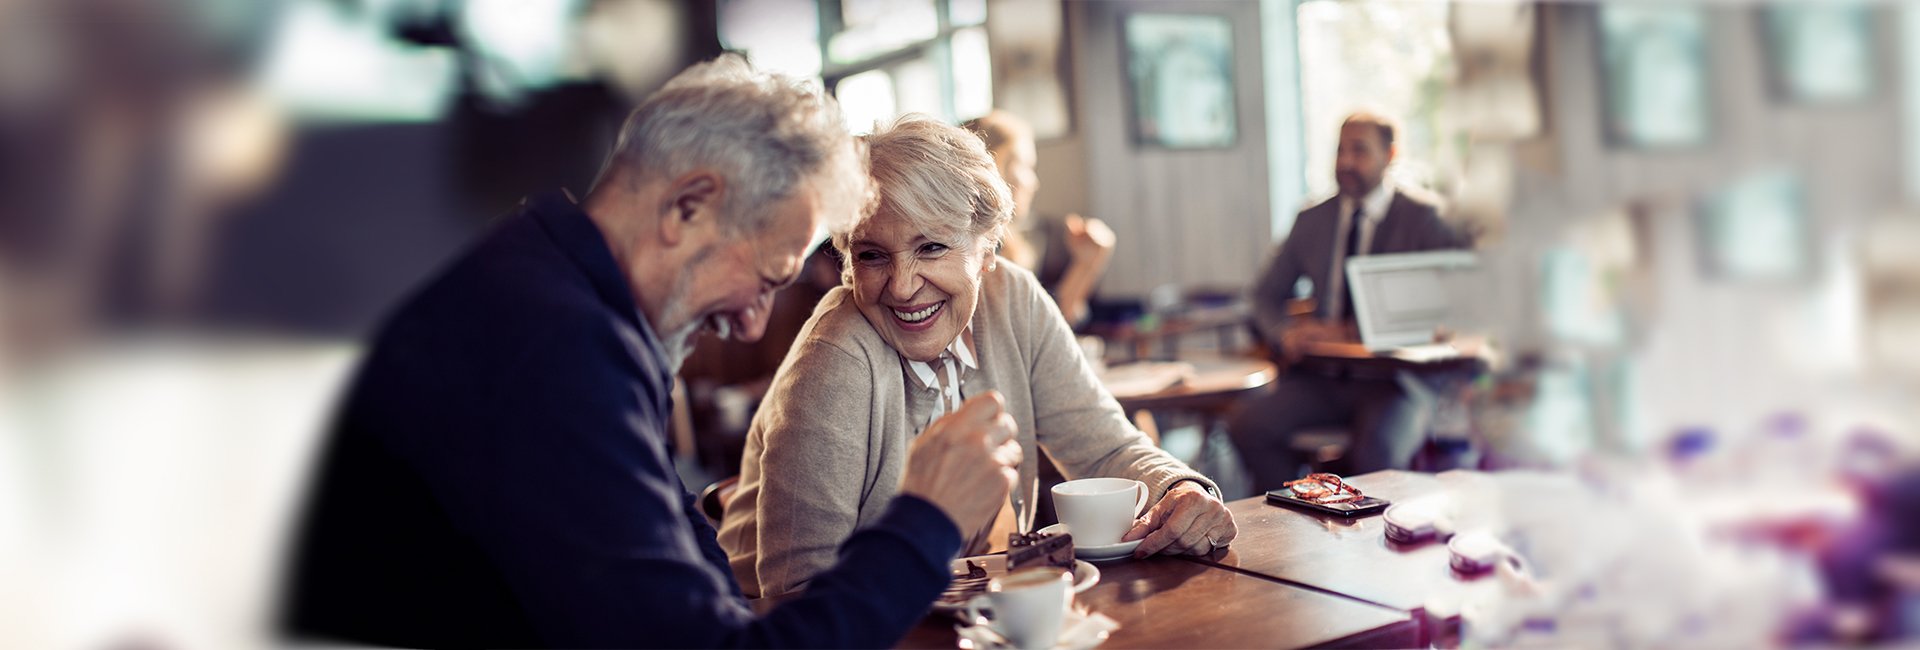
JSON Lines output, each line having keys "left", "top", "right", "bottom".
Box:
{"left": 1328, "top": 178, "right": 1395, "bottom": 320}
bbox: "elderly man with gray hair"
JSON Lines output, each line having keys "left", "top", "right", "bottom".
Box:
{"left": 280, "top": 55, "right": 1022, "bottom": 648}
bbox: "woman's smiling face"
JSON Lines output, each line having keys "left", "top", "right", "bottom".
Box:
{"left": 847, "top": 207, "right": 993, "bottom": 363}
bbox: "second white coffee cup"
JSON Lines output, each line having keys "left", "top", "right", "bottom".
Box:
{"left": 1051, "top": 477, "right": 1149, "bottom": 547}
{"left": 963, "top": 567, "right": 1071, "bottom": 650}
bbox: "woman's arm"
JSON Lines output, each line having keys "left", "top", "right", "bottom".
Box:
{"left": 1051, "top": 214, "right": 1114, "bottom": 326}
{"left": 1015, "top": 270, "right": 1215, "bottom": 500}
{"left": 740, "top": 340, "right": 882, "bottom": 596}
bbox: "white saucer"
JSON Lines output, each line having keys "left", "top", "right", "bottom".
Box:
{"left": 939, "top": 555, "right": 1100, "bottom": 613}
{"left": 1037, "top": 524, "right": 1142, "bottom": 561}
{"left": 955, "top": 606, "right": 1119, "bottom": 650}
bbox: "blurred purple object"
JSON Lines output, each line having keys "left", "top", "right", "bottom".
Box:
{"left": 1765, "top": 412, "right": 1808, "bottom": 439}
{"left": 1668, "top": 427, "right": 1714, "bottom": 464}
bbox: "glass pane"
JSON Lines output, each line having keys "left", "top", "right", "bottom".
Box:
{"left": 831, "top": 0, "right": 938, "bottom": 63}
{"left": 892, "top": 57, "right": 944, "bottom": 119}
{"left": 1598, "top": 4, "right": 1709, "bottom": 148}
{"left": 1295, "top": 1, "right": 1452, "bottom": 198}
{"left": 257, "top": 0, "right": 459, "bottom": 122}
{"left": 986, "top": 0, "right": 1069, "bottom": 139}
{"left": 1125, "top": 13, "right": 1237, "bottom": 148}
{"left": 460, "top": 0, "right": 586, "bottom": 99}
{"left": 951, "top": 27, "right": 994, "bottom": 121}
{"left": 1701, "top": 170, "right": 1809, "bottom": 281}
{"left": 837, "top": 69, "right": 896, "bottom": 134}
{"left": 719, "top": 0, "right": 822, "bottom": 79}
{"left": 950, "top": 0, "right": 987, "bottom": 27}
{"left": 1764, "top": 3, "right": 1874, "bottom": 103}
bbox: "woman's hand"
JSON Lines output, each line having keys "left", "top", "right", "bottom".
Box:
{"left": 1062, "top": 214, "right": 1115, "bottom": 267}
{"left": 899, "top": 391, "right": 1023, "bottom": 536}
{"left": 1055, "top": 214, "right": 1115, "bottom": 325}
{"left": 1121, "top": 481, "right": 1237, "bottom": 558}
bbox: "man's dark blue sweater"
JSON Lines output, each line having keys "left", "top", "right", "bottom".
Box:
{"left": 280, "top": 190, "right": 960, "bottom": 648}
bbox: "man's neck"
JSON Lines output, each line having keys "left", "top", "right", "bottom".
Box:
{"left": 581, "top": 184, "right": 676, "bottom": 340}
{"left": 582, "top": 188, "right": 640, "bottom": 268}
{"left": 1341, "top": 179, "right": 1394, "bottom": 219}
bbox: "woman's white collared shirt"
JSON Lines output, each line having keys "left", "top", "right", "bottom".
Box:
{"left": 902, "top": 325, "right": 978, "bottom": 426}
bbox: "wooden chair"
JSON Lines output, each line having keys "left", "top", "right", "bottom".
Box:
{"left": 699, "top": 476, "right": 740, "bottom": 528}
{"left": 1290, "top": 426, "right": 1352, "bottom": 475}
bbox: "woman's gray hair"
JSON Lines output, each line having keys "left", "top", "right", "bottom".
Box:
{"left": 834, "top": 113, "right": 1014, "bottom": 267}
{"left": 596, "top": 53, "right": 869, "bottom": 236}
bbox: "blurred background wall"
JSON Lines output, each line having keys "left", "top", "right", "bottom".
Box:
{"left": 1072, "top": 0, "right": 1276, "bottom": 298}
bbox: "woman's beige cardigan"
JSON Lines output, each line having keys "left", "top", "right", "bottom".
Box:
{"left": 717, "top": 261, "right": 1215, "bottom": 597}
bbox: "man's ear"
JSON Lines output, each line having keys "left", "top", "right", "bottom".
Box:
{"left": 658, "top": 170, "right": 725, "bottom": 247}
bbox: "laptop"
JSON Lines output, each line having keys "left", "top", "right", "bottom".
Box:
{"left": 1344, "top": 250, "right": 1478, "bottom": 356}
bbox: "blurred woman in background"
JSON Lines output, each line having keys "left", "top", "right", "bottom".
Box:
{"left": 964, "top": 110, "right": 1113, "bottom": 329}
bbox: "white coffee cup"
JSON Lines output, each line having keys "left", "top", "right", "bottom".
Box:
{"left": 1051, "top": 477, "right": 1149, "bottom": 547}
{"left": 963, "top": 567, "right": 1071, "bottom": 650}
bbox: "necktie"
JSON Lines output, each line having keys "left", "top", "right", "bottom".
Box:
{"left": 1346, "top": 205, "right": 1366, "bottom": 257}
{"left": 1340, "top": 206, "right": 1364, "bottom": 321}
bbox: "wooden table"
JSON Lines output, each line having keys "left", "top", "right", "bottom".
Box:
{"left": 750, "top": 554, "right": 1415, "bottom": 649}
{"left": 1192, "top": 471, "right": 1492, "bottom": 612}
{"left": 895, "top": 556, "right": 1415, "bottom": 649}
{"left": 1108, "top": 356, "right": 1278, "bottom": 414}
{"left": 752, "top": 471, "right": 1478, "bottom": 649}
{"left": 1092, "top": 309, "right": 1251, "bottom": 362}
{"left": 1104, "top": 355, "right": 1277, "bottom": 479}
{"left": 1292, "top": 339, "right": 1491, "bottom": 379}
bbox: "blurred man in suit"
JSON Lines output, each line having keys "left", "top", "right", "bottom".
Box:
{"left": 1231, "top": 111, "right": 1466, "bottom": 493}
{"left": 279, "top": 55, "right": 1021, "bottom": 648}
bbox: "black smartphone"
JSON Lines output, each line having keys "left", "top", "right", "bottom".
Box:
{"left": 1265, "top": 490, "right": 1391, "bottom": 517}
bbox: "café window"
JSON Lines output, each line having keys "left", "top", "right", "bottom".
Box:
{"left": 720, "top": 0, "right": 993, "bottom": 133}
{"left": 1293, "top": 0, "right": 1454, "bottom": 201}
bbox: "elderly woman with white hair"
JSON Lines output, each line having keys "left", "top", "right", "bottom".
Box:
{"left": 717, "top": 114, "right": 1236, "bottom": 598}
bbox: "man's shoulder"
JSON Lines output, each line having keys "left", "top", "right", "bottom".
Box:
{"left": 1385, "top": 186, "right": 1467, "bottom": 250}
{"left": 1391, "top": 186, "right": 1443, "bottom": 213}
{"left": 1282, "top": 196, "right": 1342, "bottom": 243}
{"left": 395, "top": 211, "right": 600, "bottom": 332}
{"left": 1296, "top": 195, "right": 1342, "bottom": 219}
{"left": 362, "top": 208, "right": 623, "bottom": 398}
{"left": 347, "top": 205, "right": 665, "bottom": 459}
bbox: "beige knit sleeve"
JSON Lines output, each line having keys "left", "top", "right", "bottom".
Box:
{"left": 744, "top": 339, "right": 879, "bottom": 596}
{"left": 1016, "top": 271, "right": 1218, "bottom": 505}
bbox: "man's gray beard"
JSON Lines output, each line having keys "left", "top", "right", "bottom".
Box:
{"left": 658, "top": 319, "right": 699, "bottom": 375}
{"left": 654, "top": 257, "right": 733, "bottom": 373}
{"left": 659, "top": 316, "right": 733, "bottom": 373}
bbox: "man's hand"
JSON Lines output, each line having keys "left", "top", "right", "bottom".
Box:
{"left": 1120, "top": 482, "right": 1236, "bottom": 558}
{"left": 899, "top": 391, "right": 1022, "bottom": 535}
{"left": 1278, "top": 317, "right": 1355, "bottom": 363}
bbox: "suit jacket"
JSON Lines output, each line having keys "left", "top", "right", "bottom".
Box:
{"left": 279, "top": 190, "right": 962, "bottom": 648}
{"left": 1251, "top": 189, "right": 1464, "bottom": 347}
